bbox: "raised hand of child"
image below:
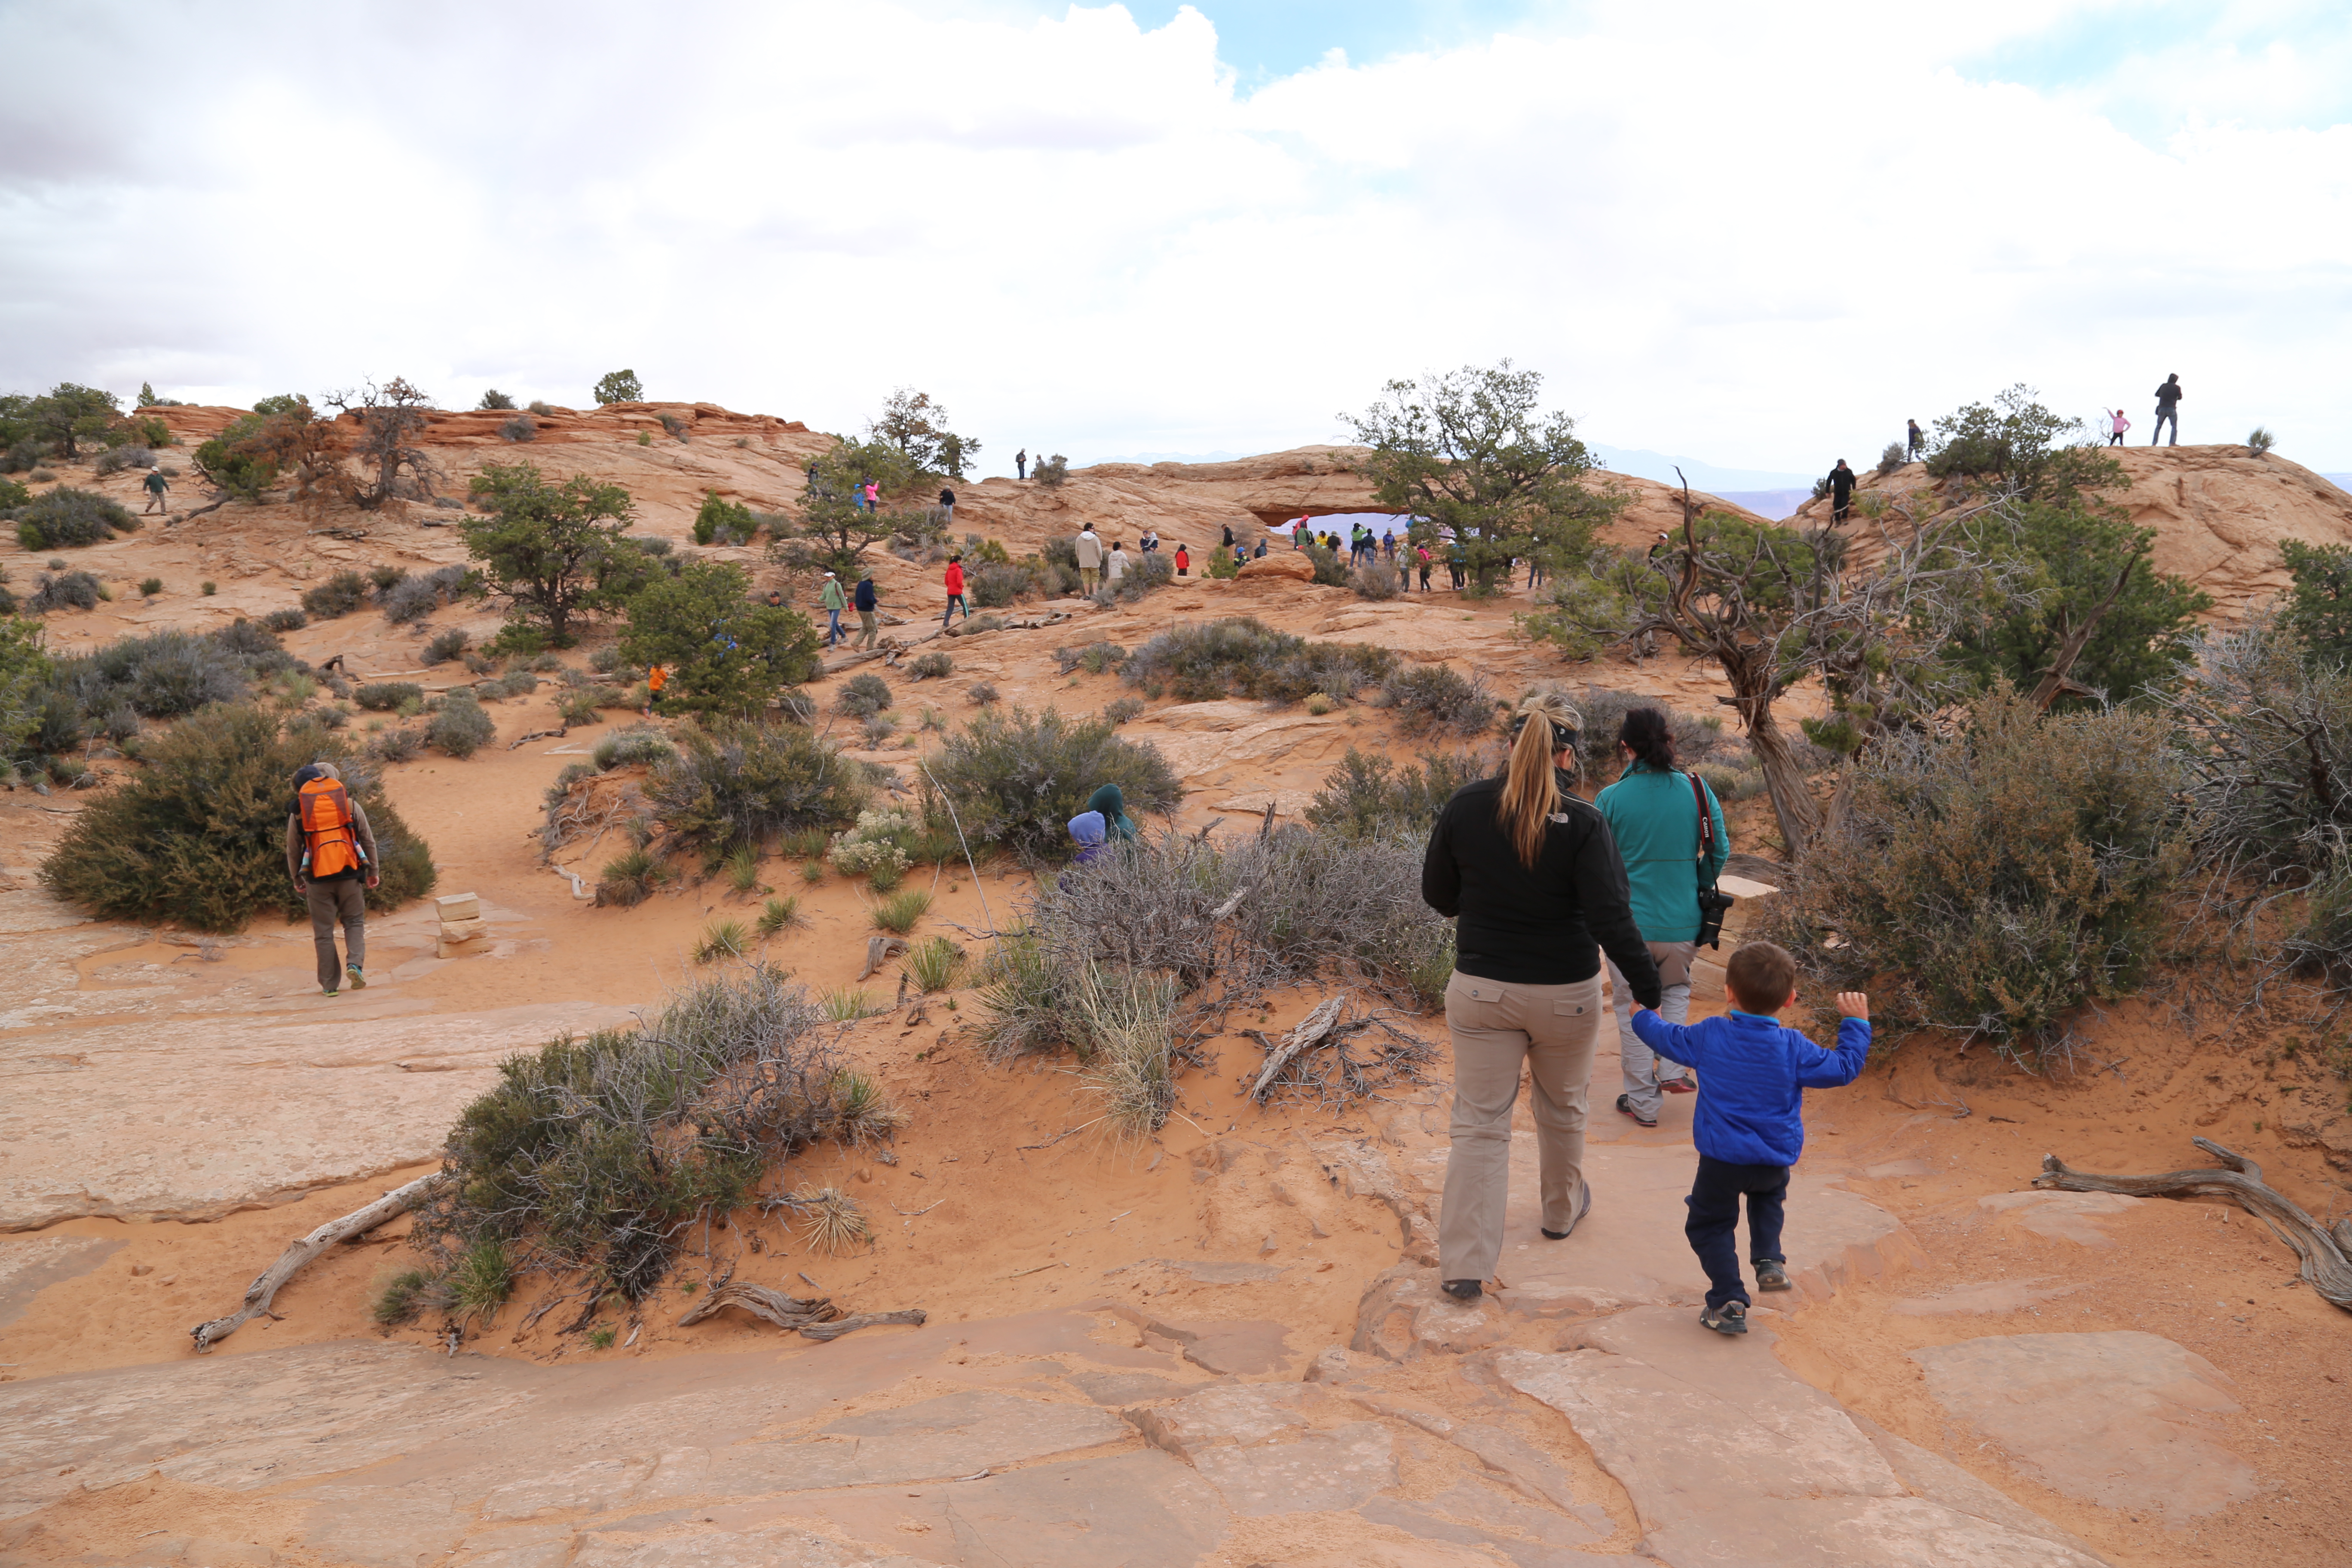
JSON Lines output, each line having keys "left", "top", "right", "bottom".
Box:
{"left": 1836, "top": 991, "right": 1869, "bottom": 1020}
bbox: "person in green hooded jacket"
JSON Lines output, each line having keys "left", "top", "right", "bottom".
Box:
{"left": 1084, "top": 782, "right": 1138, "bottom": 842}
{"left": 1595, "top": 707, "right": 1728, "bottom": 1127}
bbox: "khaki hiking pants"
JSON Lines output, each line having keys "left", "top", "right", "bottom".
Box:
{"left": 1080, "top": 566, "right": 1100, "bottom": 595}
{"left": 1438, "top": 971, "right": 1601, "bottom": 1283}
{"left": 306, "top": 876, "right": 366, "bottom": 991}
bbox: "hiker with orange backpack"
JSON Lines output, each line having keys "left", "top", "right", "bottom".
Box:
{"left": 285, "top": 763, "right": 380, "bottom": 997}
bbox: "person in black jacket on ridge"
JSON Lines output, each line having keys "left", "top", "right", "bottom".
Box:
{"left": 1825, "top": 459, "right": 1857, "bottom": 523}
{"left": 1422, "top": 691, "right": 1662, "bottom": 1302}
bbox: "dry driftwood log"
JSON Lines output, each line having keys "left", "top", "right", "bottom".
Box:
{"left": 1249, "top": 993, "right": 1348, "bottom": 1102}
{"left": 859, "top": 934, "right": 911, "bottom": 981}
{"left": 799, "top": 1308, "right": 927, "bottom": 1341}
{"left": 676, "top": 1280, "right": 842, "bottom": 1330}
{"left": 190, "top": 1170, "right": 449, "bottom": 1352}
{"left": 2035, "top": 1137, "right": 2352, "bottom": 1311}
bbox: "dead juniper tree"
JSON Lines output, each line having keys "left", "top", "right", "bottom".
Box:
{"left": 1522, "top": 471, "right": 2033, "bottom": 857}
{"left": 326, "top": 376, "right": 441, "bottom": 509}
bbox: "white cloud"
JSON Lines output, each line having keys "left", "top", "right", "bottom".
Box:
{"left": 1, "top": 0, "right": 2346, "bottom": 471}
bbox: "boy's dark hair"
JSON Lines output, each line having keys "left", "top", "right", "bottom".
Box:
{"left": 1726, "top": 940, "right": 1797, "bottom": 1014}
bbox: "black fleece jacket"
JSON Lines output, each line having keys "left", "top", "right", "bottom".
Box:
{"left": 1421, "top": 775, "right": 1663, "bottom": 1006}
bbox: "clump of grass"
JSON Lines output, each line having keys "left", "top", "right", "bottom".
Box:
{"left": 1102, "top": 695, "right": 1144, "bottom": 727}
{"left": 371, "top": 1267, "right": 431, "bottom": 1326}
{"left": 800, "top": 859, "right": 827, "bottom": 885}
{"left": 587, "top": 1325, "right": 617, "bottom": 1350}
{"left": 724, "top": 843, "right": 763, "bottom": 894}
{"left": 872, "top": 887, "right": 931, "bottom": 933}
{"left": 139, "top": 576, "right": 164, "bottom": 598}
{"left": 829, "top": 1069, "right": 906, "bottom": 1145}
{"left": 903, "top": 935, "right": 963, "bottom": 993}
{"left": 867, "top": 859, "right": 905, "bottom": 893}
{"left": 794, "top": 1187, "right": 871, "bottom": 1253}
{"left": 907, "top": 650, "right": 953, "bottom": 681}
{"left": 694, "top": 916, "right": 750, "bottom": 964}
{"left": 448, "top": 1238, "right": 514, "bottom": 1327}
{"left": 598, "top": 846, "right": 667, "bottom": 907}
{"left": 423, "top": 628, "right": 471, "bottom": 666}
{"left": 819, "top": 986, "right": 875, "bottom": 1022}
{"left": 355, "top": 680, "right": 424, "bottom": 711}
{"left": 593, "top": 724, "right": 674, "bottom": 771}
{"left": 1072, "top": 962, "right": 1178, "bottom": 1138}
{"left": 1303, "top": 692, "right": 1334, "bottom": 716}
{"left": 967, "top": 681, "right": 999, "bottom": 705}
{"left": 200, "top": 580, "right": 217, "bottom": 596}
{"left": 758, "top": 895, "right": 802, "bottom": 936}
{"left": 557, "top": 690, "right": 601, "bottom": 728}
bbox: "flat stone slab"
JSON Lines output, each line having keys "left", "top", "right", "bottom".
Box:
{"left": 1975, "top": 1191, "right": 2141, "bottom": 1246}
{"left": 1890, "top": 1278, "right": 2081, "bottom": 1317}
{"left": 1190, "top": 1421, "right": 1395, "bottom": 1516}
{"left": 1130, "top": 1384, "right": 1307, "bottom": 1458}
{"left": 1908, "top": 1331, "right": 2256, "bottom": 1521}
{"left": 1496, "top": 1307, "right": 2104, "bottom": 1567}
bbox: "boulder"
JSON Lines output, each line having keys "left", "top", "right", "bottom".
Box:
{"left": 1236, "top": 551, "right": 1315, "bottom": 583}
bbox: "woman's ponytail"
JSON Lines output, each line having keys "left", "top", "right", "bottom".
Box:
{"left": 1498, "top": 691, "right": 1583, "bottom": 867}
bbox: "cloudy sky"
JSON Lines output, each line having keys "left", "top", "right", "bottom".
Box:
{"left": 3, "top": 0, "right": 2347, "bottom": 478}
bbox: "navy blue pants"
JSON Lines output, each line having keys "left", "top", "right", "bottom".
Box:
{"left": 1685, "top": 1155, "right": 1789, "bottom": 1310}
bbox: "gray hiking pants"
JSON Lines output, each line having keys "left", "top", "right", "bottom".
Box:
{"left": 1437, "top": 971, "right": 1600, "bottom": 1283}
{"left": 1610, "top": 940, "right": 1697, "bottom": 1121}
{"left": 306, "top": 877, "right": 366, "bottom": 991}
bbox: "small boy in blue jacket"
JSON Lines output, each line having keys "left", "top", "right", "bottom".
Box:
{"left": 1631, "top": 939, "right": 1870, "bottom": 1337}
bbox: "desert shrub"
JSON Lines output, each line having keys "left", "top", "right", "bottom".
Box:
{"left": 827, "top": 807, "right": 916, "bottom": 882}
{"left": 907, "top": 650, "right": 953, "bottom": 681}
{"left": 1054, "top": 641, "right": 1127, "bottom": 677}
{"left": 426, "top": 691, "right": 496, "bottom": 757}
{"left": 597, "top": 845, "right": 668, "bottom": 907}
{"left": 28, "top": 570, "right": 104, "bottom": 615}
{"left": 423, "top": 628, "right": 470, "bottom": 666}
{"left": 836, "top": 671, "right": 892, "bottom": 717}
{"left": 527, "top": 399, "right": 556, "bottom": 417}
{"left": 593, "top": 725, "right": 674, "bottom": 771}
{"left": 1571, "top": 686, "right": 1749, "bottom": 778}
{"left": 262, "top": 607, "right": 308, "bottom": 634}
{"left": 56, "top": 627, "right": 261, "bottom": 718}
{"left": 2248, "top": 426, "right": 2276, "bottom": 455}
{"left": 646, "top": 719, "right": 870, "bottom": 859}
{"left": 355, "top": 682, "right": 423, "bottom": 711}
{"left": 301, "top": 571, "right": 370, "bottom": 619}
{"left": 383, "top": 564, "right": 471, "bottom": 625}
{"left": 94, "top": 445, "right": 156, "bottom": 475}
{"left": 483, "top": 669, "right": 539, "bottom": 700}
{"left": 1121, "top": 617, "right": 1396, "bottom": 706}
{"left": 1033, "top": 453, "right": 1069, "bottom": 487}
{"left": 928, "top": 705, "right": 1179, "bottom": 861}
{"left": 553, "top": 689, "right": 599, "bottom": 727}
{"left": 17, "top": 487, "right": 137, "bottom": 550}
{"left": 1307, "top": 746, "right": 1492, "bottom": 840}
{"left": 1350, "top": 559, "right": 1403, "bottom": 600}
{"left": 968, "top": 681, "right": 999, "bottom": 705}
{"left": 498, "top": 414, "right": 536, "bottom": 443}
{"left": 0, "top": 478, "right": 30, "bottom": 511}
{"left": 1759, "top": 687, "right": 2184, "bottom": 1062}
{"left": 40, "top": 704, "right": 434, "bottom": 930}
{"left": 692, "top": 491, "right": 757, "bottom": 546}
{"left": 1095, "top": 554, "right": 1173, "bottom": 606}
{"left": 371, "top": 726, "right": 425, "bottom": 763}
{"left": 1380, "top": 664, "right": 1497, "bottom": 736}
{"left": 1877, "top": 442, "right": 1907, "bottom": 476}
{"left": 967, "top": 561, "right": 1029, "bottom": 608}
{"left": 1102, "top": 695, "right": 1144, "bottom": 727}
{"left": 903, "top": 934, "right": 962, "bottom": 992}
{"left": 414, "top": 965, "right": 852, "bottom": 1300}
{"left": 1306, "top": 545, "right": 1351, "bottom": 587}
{"left": 368, "top": 564, "right": 407, "bottom": 592}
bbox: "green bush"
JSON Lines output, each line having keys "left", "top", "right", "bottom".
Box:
{"left": 593, "top": 724, "right": 674, "bottom": 771}
{"left": 139, "top": 577, "right": 163, "bottom": 598}
{"left": 426, "top": 691, "right": 497, "bottom": 757}
{"left": 16, "top": 487, "right": 137, "bottom": 551}
{"left": 646, "top": 719, "right": 870, "bottom": 858}
{"left": 261, "top": 607, "right": 307, "bottom": 634}
{"left": 39, "top": 704, "right": 435, "bottom": 931}
{"left": 422, "top": 628, "right": 470, "bottom": 666}
{"left": 28, "top": 571, "right": 104, "bottom": 615}
{"left": 355, "top": 681, "right": 424, "bottom": 711}
{"left": 55, "top": 627, "right": 270, "bottom": 718}
{"left": 371, "top": 726, "right": 425, "bottom": 763}
{"left": 2279, "top": 540, "right": 2352, "bottom": 669}
{"left": 0, "top": 478, "right": 31, "bottom": 511}
{"left": 1307, "top": 746, "right": 1490, "bottom": 840}
{"left": 594, "top": 369, "right": 643, "bottom": 405}
{"left": 414, "top": 966, "right": 851, "bottom": 1299}
{"left": 836, "top": 671, "right": 892, "bottom": 717}
{"left": 1759, "top": 687, "right": 2184, "bottom": 1061}
{"left": 968, "top": 562, "right": 1029, "bottom": 608}
{"left": 928, "top": 705, "right": 1179, "bottom": 861}
{"left": 1120, "top": 617, "right": 1395, "bottom": 705}
{"left": 692, "top": 490, "right": 757, "bottom": 546}
{"left": 619, "top": 560, "right": 818, "bottom": 716}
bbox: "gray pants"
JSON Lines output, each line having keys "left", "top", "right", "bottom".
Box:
{"left": 306, "top": 876, "right": 366, "bottom": 991}
{"left": 1437, "top": 971, "right": 1600, "bottom": 1283}
{"left": 2152, "top": 408, "right": 2177, "bottom": 445}
{"left": 1610, "top": 940, "right": 1696, "bottom": 1121}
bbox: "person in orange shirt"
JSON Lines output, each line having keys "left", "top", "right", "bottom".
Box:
{"left": 643, "top": 663, "right": 667, "bottom": 717}
{"left": 942, "top": 554, "right": 969, "bottom": 626}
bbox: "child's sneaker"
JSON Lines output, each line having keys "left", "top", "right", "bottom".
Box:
{"left": 1615, "top": 1093, "right": 1657, "bottom": 1129}
{"left": 1754, "top": 1259, "right": 1792, "bottom": 1292}
{"left": 1660, "top": 1074, "right": 1698, "bottom": 1094}
{"left": 1699, "top": 1301, "right": 1748, "bottom": 1335}
{"left": 346, "top": 964, "right": 368, "bottom": 990}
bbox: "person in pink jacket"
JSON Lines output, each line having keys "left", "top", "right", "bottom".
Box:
{"left": 2108, "top": 409, "right": 2131, "bottom": 447}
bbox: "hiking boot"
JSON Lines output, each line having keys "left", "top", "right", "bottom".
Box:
{"left": 1441, "top": 1279, "right": 1482, "bottom": 1302}
{"left": 1754, "top": 1259, "right": 1792, "bottom": 1292}
{"left": 1616, "top": 1093, "right": 1657, "bottom": 1129}
{"left": 346, "top": 965, "right": 368, "bottom": 990}
{"left": 1699, "top": 1301, "right": 1749, "bottom": 1335}
{"left": 1543, "top": 1179, "right": 1592, "bottom": 1241}
{"left": 1660, "top": 1074, "right": 1698, "bottom": 1094}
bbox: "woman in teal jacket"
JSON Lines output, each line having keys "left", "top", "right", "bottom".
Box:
{"left": 1594, "top": 708, "right": 1729, "bottom": 1126}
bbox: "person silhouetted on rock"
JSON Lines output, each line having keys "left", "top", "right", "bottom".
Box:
{"left": 2153, "top": 375, "right": 2183, "bottom": 446}
{"left": 938, "top": 485, "right": 956, "bottom": 525}
{"left": 1016, "top": 448, "right": 1028, "bottom": 481}
{"left": 1825, "top": 459, "right": 1857, "bottom": 524}
{"left": 1905, "top": 419, "right": 1925, "bottom": 461}
{"left": 287, "top": 762, "right": 379, "bottom": 998}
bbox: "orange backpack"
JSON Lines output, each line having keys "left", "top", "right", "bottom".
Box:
{"left": 298, "top": 777, "right": 362, "bottom": 879}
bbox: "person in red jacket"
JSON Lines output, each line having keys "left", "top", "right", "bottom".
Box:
{"left": 1174, "top": 545, "right": 1190, "bottom": 577}
{"left": 942, "top": 554, "right": 968, "bottom": 626}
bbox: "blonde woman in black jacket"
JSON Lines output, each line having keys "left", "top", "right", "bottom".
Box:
{"left": 1421, "top": 691, "right": 1662, "bottom": 1301}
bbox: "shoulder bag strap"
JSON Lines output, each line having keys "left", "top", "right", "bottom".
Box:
{"left": 1687, "top": 771, "right": 1718, "bottom": 887}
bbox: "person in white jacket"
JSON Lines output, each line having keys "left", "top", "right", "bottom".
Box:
{"left": 1106, "top": 540, "right": 1131, "bottom": 588}
{"left": 1075, "top": 527, "right": 1105, "bottom": 594}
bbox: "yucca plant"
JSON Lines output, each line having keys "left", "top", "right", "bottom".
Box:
{"left": 830, "top": 1069, "right": 907, "bottom": 1145}
{"left": 598, "top": 846, "right": 664, "bottom": 907}
{"left": 872, "top": 888, "right": 930, "bottom": 933}
{"left": 795, "top": 1186, "right": 870, "bottom": 1253}
{"left": 757, "top": 895, "right": 802, "bottom": 937}
{"left": 818, "top": 986, "right": 875, "bottom": 1022}
{"left": 693, "top": 917, "right": 749, "bottom": 964}
{"left": 903, "top": 935, "right": 964, "bottom": 993}
{"left": 725, "top": 843, "right": 763, "bottom": 894}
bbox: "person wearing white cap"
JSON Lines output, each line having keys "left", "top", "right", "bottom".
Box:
{"left": 820, "top": 571, "right": 847, "bottom": 648}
